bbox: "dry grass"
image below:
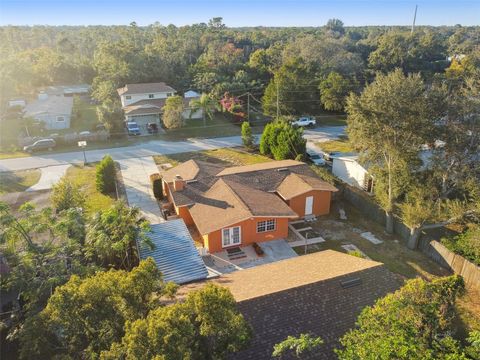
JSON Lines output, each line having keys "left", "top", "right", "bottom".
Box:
{"left": 65, "top": 164, "right": 115, "bottom": 216}
{"left": 316, "top": 137, "right": 353, "bottom": 153}
{"left": 153, "top": 147, "right": 272, "bottom": 168}
{"left": 0, "top": 169, "right": 41, "bottom": 194}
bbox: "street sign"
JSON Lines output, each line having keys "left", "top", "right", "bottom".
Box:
{"left": 78, "top": 141, "right": 87, "bottom": 147}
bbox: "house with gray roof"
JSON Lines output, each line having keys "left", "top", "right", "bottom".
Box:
{"left": 24, "top": 92, "right": 73, "bottom": 130}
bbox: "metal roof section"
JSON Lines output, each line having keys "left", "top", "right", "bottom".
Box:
{"left": 138, "top": 219, "right": 209, "bottom": 284}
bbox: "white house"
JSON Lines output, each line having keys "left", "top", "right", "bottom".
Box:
{"left": 118, "top": 83, "right": 203, "bottom": 129}
{"left": 117, "top": 82, "right": 176, "bottom": 107}
{"left": 332, "top": 154, "right": 374, "bottom": 193}
{"left": 24, "top": 92, "right": 73, "bottom": 130}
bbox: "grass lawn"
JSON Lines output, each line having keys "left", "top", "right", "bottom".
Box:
{"left": 315, "top": 114, "right": 347, "bottom": 126}
{"left": 0, "top": 169, "right": 41, "bottom": 194}
{"left": 65, "top": 164, "right": 115, "bottom": 215}
{"left": 162, "top": 113, "right": 266, "bottom": 140}
{"left": 153, "top": 147, "right": 272, "bottom": 168}
{"left": 0, "top": 151, "right": 31, "bottom": 160}
{"left": 71, "top": 96, "right": 100, "bottom": 132}
{"left": 316, "top": 136, "right": 353, "bottom": 153}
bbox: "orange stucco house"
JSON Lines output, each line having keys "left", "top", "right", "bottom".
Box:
{"left": 162, "top": 159, "right": 337, "bottom": 253}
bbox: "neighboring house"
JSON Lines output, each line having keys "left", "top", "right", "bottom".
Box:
{"left": 332, "top": 154, "right": 374, "bottom": 194}
{"left": 180, "top": 250, "right": 400, "bottom": 360}
{"left": 183, "top": 90, "right": 203, "bottom": 120}
{"left": 24, "top": 92, "right": 73, "bottom": 130}
{"left": 41, "top": 84, "right": 91, "bottom": 97}
{"left": 118, "top": 83, "right": 203, "bottom": 128}
{"left": 162, "top": 159, "right": 338, "bottom": 253}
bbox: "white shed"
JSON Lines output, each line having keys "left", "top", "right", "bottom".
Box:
{"left": 332, "top": 155, "right": 374, "bottom": 193}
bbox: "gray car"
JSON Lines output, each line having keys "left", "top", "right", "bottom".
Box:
{"left": 23, "top": 138, "right": 56, "bottom": 152}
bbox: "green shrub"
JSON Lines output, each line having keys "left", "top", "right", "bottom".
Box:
{"left": 441, "top": 225, "right": 480, "bottom": 266}
{"left": 52, "top": 177, "right": 86, "bottom": 213}
{"left": 96, "top": 155, "right": 116, "bottom": 194}
{"left": 347, "top": 250, "right": 365, "bottom": 258}
{"left": 259, "top": 121, "right": 306, "bottom": 160}
{"left": 241, "top": 121, "right": 254, "bottom": 149}
{"left": 150, "top": 173, "right": 164, "bottom": 200}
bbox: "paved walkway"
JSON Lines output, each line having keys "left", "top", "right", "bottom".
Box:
{"left": 26, "top": 164, "right": 70, "bottom": 192}
{"left": 118, "top": 157, "right": 164, "bottom": 224}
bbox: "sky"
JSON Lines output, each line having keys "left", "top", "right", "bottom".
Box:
{"left": 0, "top": 0, "right": 478, "bottom": 27}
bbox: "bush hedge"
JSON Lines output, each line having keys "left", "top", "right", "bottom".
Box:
{"left": 96, "top": 155, "right": 116, "bottom": 194}
{"left": 150, "top": 173, "right": 164, "bottom": 200}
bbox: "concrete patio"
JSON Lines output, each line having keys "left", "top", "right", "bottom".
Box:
{"left": 202, "top": 239, "right": 298, "bottom": 274}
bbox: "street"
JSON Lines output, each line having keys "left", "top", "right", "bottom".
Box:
{"left": 0, "top": 126, "right": 345, "bottom": 172}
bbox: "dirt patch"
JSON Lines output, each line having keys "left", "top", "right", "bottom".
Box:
{"left": 0, "top": 189, "right": 51, "bottom": 212}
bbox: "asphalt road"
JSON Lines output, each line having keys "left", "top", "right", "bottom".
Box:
{"left": 0, "top": 126, "right": 345, "bottom": 172}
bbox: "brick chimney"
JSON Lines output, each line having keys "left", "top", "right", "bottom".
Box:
{"left": 173, "top": 175, "right": 185, "bottom": 191}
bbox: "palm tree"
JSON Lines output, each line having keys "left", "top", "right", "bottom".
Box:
{"left": 189, "top": 93, "right": 218, "bottom": 127}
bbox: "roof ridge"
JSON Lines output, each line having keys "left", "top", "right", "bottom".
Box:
{"left": 217, "top": 178, "right": 253, "bottom": 215}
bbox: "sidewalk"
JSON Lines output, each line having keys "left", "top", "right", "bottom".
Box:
{"left": 118, "top": 157, "right": 164, "bottom": 224}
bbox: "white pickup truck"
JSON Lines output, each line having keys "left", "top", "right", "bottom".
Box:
{"left": 291, "top": 116, "right": 316, "bottom": 127}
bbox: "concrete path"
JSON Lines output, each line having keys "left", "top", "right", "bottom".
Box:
{"left": 118, "top": 157, "right": 164, "bottom": 224}
{"left": 0, "top": 126, "right": 345, "bottom": 172}
{"left": 26, "top": 164, "right": 70, "bottom": 192}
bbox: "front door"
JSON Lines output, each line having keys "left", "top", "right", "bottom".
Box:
{"left": 305, "top": 196, "right": 314, "bottom": 216}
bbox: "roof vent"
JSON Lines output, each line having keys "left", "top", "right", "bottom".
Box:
{"left": 186, "top": 179, "right": 198, "bottom": 184}
{"left": 277, "top": 168, "right": 289, "bottom": 172}
{"left": 340, "top": 278, "right": 362, "bottom": 289}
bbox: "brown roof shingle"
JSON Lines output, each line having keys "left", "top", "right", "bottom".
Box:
{"left": 216, "top": 159, "right": 304, "bottom": 176}
{"left": 277, "top": 173, "right": 338, "bottom": 200}
{"left": 178, "top": 250, "right": 400, "bottom": 360}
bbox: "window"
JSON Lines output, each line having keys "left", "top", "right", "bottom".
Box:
{"left": 167, "top": 93, "right": 173, "bottom": 97}
{"left": 222, "top": 226, "right": 241, "bottom": 247}
{"left": 148, "top": 94, "right": 154, "bottom": 99}
{"left": 257, "top": 219, "right": 276, "bottom": 233}
{"left": 125, "top": 95, "right": 131, "bottom": 100}
{"left": 56, "top": 116, "right": 65, "bottom": 122}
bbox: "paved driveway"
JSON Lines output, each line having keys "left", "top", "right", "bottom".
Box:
{"left": 118, "top": 157, "right": 164, "bottom": 224}
{"left": 26, "top": 164, "right": 70, "bottom": 191}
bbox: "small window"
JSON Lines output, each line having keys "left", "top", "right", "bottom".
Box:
{"left": 148, "top": 94, "right": 154, "bottom": 99}
{"left": 56, "top": 116, "right": 65, "bottom": 122}
{"left": 257, "top": 219, "right": 276, "bottom": 233}
{"left": 167, "top": 93, "right": 173, "bottom": 97}
{"left": 125, "top": 95, "right": 131, "bottom": 100}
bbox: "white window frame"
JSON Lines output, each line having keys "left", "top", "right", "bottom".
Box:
{"left": 222, "top": 226, "right": 241, "bottom": 248}
{"left": 148, "top": 94, "right": 154, "bottom": 99}
{"left": 257, "top": 219, "right": 276, "bottom": 233}
{"left": 56, "top": 116, "right": 65, "bottom": 122}
{"left": 167, "top": 92, "right": 173, "bottom": 97}
{"left": 125, "top": 95, "right": 131, "bottom": 100}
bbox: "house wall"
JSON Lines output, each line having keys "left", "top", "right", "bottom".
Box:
{"left": 204, "top": 217, "right": 290, "bottom": 253}
{"left": 176, "top": 206, "right": 194, "bottom": 226}
{"left": 332, "top": 159, "right": 368, "bottom": 189}
{"left": 121, "top": 92, "right": 172, "bottom": 107}
{"left": 35, "top": 113, "right": 71, "bottom": 130}
{"left": 287, "top": 190, "right": 332, "bottom": 218}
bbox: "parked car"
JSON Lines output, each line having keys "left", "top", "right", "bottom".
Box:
{"left": 292, "top": 117, "right": 316, "bottom": 127}
{"left": 23, "top": 138, "right": 56, "bottom": 152}
{"left": 307, "top": 151, "right": 326, "bottom": 166}
{"left": 126, "top": 121, "right": 141, "bottom": 136}
{"left": 147, "top": 122, "right": 158, "bottom": 134}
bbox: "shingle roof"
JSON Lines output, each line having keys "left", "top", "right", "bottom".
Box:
{"left": 162, "top": 159, "right": 201, "bottom": 183}
{"left": 277, "top": 173, "right": 338, "bottom": 200}
{"left": 117, "top": 82, "right": 176, "bottom": 96}
{"left": 24, "top": 96, "right": 73, "bottom": 116}
{"left": 138, "top": 220, "right": 208, "bottom": 284}
{"left": 179, "top": 250, "right": 400, "bottom": 360}
{"left": 123, "top": 99, "right": 166, "bottom": 115}
{"left": 216, "top": 159, "right": 304, "bottom": 176}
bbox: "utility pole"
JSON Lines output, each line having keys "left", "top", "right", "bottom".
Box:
{"left": 247, "top": 92, "right": 250, "bottom": 123}
{"left": 411, "top": 5, "right": 418, "bottom": 34}
{"left": 276, "top": 81, "right": 280, "bottom": 119}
